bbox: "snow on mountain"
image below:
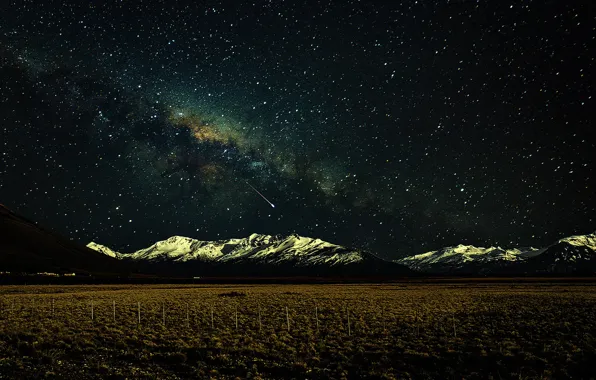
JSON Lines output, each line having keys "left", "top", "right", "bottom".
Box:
{"left": 396, "top": 232, "right": 596, "bottom": 274}
{"left": 86, "top": 242, "right": 122, "bottom": 259}
{"left": 87, "top": 231, "right": 596, "bottom": 275}
{"left": 518, "top": 232, "right": 596, "bottom": 273}
{"left": 88, "top": 233, "right": 366, "bottom": 267}
{"left": 396, "top": 244, "right": 540, "bottom": 273}
{"left": 218, "top": 233, "right": 364, "bottom": 266}
{"left": 123, "top": 235, "right": 241, "bottom": 262}
{"left": 557, "top": 233, "right": 596, "bottom": 253}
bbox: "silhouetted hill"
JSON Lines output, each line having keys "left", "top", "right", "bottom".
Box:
{"left": 0, "top": 204, "right": 128, "bottom": 275}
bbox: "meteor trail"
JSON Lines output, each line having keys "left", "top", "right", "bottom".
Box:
{"left": 246, "top": 181, "right": 276, "bottom": 208}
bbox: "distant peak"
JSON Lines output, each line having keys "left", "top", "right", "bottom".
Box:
{"left": 558, "top": 233, "right": 596, "bottom": 250}
{"left": 86, "top": 242, "right": 121, "bottom": 258}
{"left": 86, "top": 232, "right": 368, "bottom": 268}
{"left": 166, "top": 235, "right": 195, "bottom": 241}
{"left": 449, "top": 244, "right": 492, "bottom": 253}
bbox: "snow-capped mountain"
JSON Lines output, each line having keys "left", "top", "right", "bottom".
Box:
{"left": 87, "top": 231, "right": 596, "bottom": 276}
{"left": 395, "top": 245, "right": 542, "bottom": 274}
{"left": 86, "top": 242, "right": 122, "bottom": 259}
{"left": 123, "top": 235, "right": 242, "bottom": 262}
{"left": 396, "top": 232, "right": 596, "bottom": 275}
{"left": 558, "top": 233, "right": 596, "bottom": 252}
{"left": 87, "top": 233, "right": 410, "bottom": 276}
{"left": 217, "top": 233, "right": 365, "bottom": 266}
{"left": 509, "top": 232, "right": 596, "bottom": 274}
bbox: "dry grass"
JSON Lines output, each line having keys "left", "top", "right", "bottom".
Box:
{"left": 1, "top": 283, "right": 595, "bottom": 379}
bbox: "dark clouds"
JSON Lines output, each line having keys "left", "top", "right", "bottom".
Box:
{"left": 0, "top": 0, "right": 594, "bottom": 258}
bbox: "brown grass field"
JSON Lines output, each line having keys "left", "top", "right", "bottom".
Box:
{"left": 1, "top": 282, "right": 595, "bottom": 379}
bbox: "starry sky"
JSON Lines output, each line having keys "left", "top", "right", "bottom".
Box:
{"left": 0, "top": 0, "right": 594, "bottom": 259}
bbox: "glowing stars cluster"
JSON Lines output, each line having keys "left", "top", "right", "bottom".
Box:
{"left": 168, "top": 109, "right": 232, "bottom": 145}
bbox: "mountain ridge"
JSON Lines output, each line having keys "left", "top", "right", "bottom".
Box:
{"left": 88, "top": 233, "right": 369, "bottom": 266}
{"left": 87, "top": 231, "right": 596, "bottom": 276}
{"left": 395, "top": 232, "right": 596, "bottom": 274}
{"left": 86, "top": 233, "right": 410, "bottom": 277}
{"left": 4, "top": 200, "right": 593, "bottom": 278}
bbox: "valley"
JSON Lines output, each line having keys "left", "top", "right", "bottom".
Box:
{"left": 1, "top": 282, "right": 596, "bottom": 379}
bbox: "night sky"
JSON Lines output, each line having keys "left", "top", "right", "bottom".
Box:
{"left": 0, "top": 1, "right": 594, "bottom": 259}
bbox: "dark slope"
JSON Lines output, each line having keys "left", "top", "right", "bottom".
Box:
{"left": 0, "top": 204, "right": 127, "bottom": 275}
{"left": 498, "top": 242, "right": 596, "bottom": 275}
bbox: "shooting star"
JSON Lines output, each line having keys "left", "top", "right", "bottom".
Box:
{"left": 246, "top": 181, "right": 276, "bottom": 208}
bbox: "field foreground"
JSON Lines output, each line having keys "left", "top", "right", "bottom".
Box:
{"left": 1, "top": 283, "right": 595, "bottom": 379}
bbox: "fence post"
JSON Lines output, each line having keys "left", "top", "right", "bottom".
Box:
{"left": 286, "top": 306, "right": 290, "bottom": 332}
{"left": 186, "top": 303, "right": 190, "bottom": 328}
{"left": 211, "top": 306, "right": 214, "bottom": 329}
{"left": 414, "top": 309, "right": 419, "bottom": 337}
{"left": 113, "top": 301, "right": 116, "bottom": 323}
{"left": 138, "top": 302, "right": 141, "bottom": 326}
{"left": 347, "top": 308, "right": 351, "bottom": 336}
{"left": 258, "top": 305, "right": 262, "bottom": 332}
{"left": 91, "top": 301, "right": 94, "bottom": 322}
{"left": 235, "top": 305, "right": 238, "bottom": 330}
{"left": 453, "top": 313, "right": 457, "bottom": 338}
{"left": 162, "top": 302, "right": 166, "bottom": 326}
{"left": 52, "top": 298, "right": 55, "bottom": 318}
{"left": 315, "top": 306, "right": 319, "bottom": 331}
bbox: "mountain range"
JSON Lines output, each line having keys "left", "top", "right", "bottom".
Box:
{"left": 88, "top": 232, "right": 596, "bottom": 276}
{"left": 1, "top": 203, "right": 595, "bottom": 277}
{"left": 394, "top": 233, "right": 596, "bottom": 275}
{"left": 87, "top": 234, "right": 412, "bottom": 277}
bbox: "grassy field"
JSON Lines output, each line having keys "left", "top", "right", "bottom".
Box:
{"left": 0, "top": 282, "right": 595, "bottom": 379}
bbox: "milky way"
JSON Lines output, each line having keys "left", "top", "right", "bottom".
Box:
{"left": 0, "top": 1, "right": 594, "bottom": 258}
